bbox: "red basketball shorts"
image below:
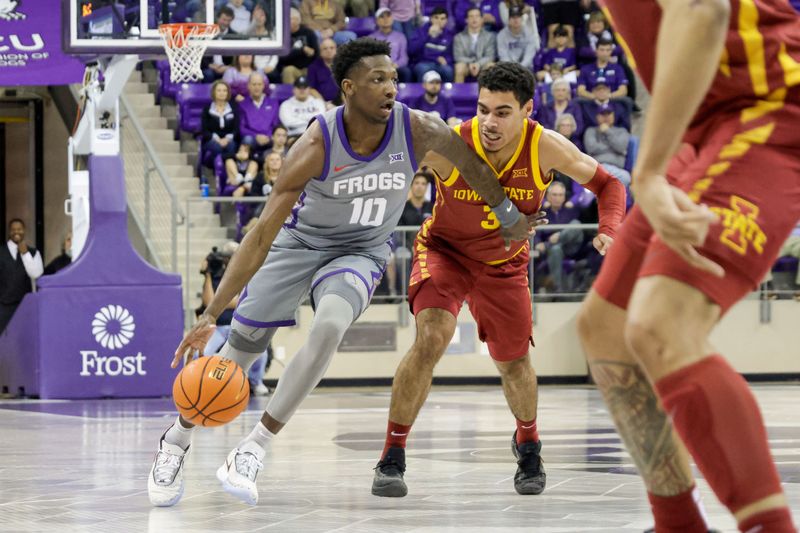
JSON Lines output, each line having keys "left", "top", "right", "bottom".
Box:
{"left": 408, "top": 240, "right": 533, "bottom": 361}
{"left": 594, "top": 109, "right": 800, "bottom": 314}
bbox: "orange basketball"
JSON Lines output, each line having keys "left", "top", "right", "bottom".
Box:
{"left": 172, "top": 355, "right": 250, "bottom": 427}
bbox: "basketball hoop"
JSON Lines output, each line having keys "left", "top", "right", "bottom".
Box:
{"left": 159, "top": 23, "right": 219, "bottom": 83}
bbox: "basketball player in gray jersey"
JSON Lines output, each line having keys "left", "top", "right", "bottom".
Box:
{"left": 148, "top": 39, "right": 541, "bottom": 507}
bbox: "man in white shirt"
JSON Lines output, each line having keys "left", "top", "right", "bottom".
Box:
{"left": 278, "top": 76, "right": 326, "bottom": 144}
{"left": 1, "top": 219, "right": 43, "bottom": 333}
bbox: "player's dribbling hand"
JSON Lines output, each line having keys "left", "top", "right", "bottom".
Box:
{"left": 592, "top": 233, "right": 613, "bottom": 255}
{"left": 172, "top": 314, "right": 216, "bottom": 368}
{"left": 633, "top": 175, "right": 724, "bottom": 277}
{"left": 501, "top": 212, "right": 541, "bottom": 251}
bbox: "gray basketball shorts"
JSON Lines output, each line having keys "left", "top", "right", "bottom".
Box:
{"left": 233, "top": 229, "right": 389, "bottom": 328}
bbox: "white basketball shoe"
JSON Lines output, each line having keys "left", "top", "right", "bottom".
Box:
{"left": 148, "top": 433, "right": 190, "bottom": 507}
{"left": 216, "top": 441, "right": 265, "bottom": 505}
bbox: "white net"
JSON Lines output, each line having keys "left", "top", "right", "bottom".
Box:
{"left": 158, "top": 24, "right": 219, "bottom": 83}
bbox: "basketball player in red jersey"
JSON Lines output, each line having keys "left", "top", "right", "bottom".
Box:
{"left": 576, "top": 1, "right": 800, "bottom": 532}
{"left": 371, "top": 62, "right": 627, "bottom": 497}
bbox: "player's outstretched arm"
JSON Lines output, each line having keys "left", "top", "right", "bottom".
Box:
{"left": 173, "top": 122, "right": 324, "bottom": 367}
{"left": 407, "top": 109, "right": 531, "bottom": 248}
{"left": 632, "top": 0, "right": 729, "bottom": 275}
{"left": 539, "top": 130, "right": 626, "bottom": 255}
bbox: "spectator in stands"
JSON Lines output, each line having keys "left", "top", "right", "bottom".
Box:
{"left": 279, "top": 7, "right": 319, "bottom": 84}
{"left": 1, "top": 219, "right": 43, "bottom": 334}
{"left": 583, "top": 104, "right": 631, "bottom": 188}
{"left": 576, "top": 11, "right": 616, "bottom": 65}
{"left": 536, "top": 79, "right": 583, "bottom": 136}
{"left": 200, "top": 241, "right": 270, "bottom": 396}
{"left": 202, "top": 81, "right": 240, "bottom": 161}
{"left": 399, "top": 172, "right": 434, "bottom": 226}
{"left": 412, "top": 71, "right": 460, "bottom": 126}
{"left": 248, "top": 3, "right": 273, "bottom": 39}
{"left": 300, "top": 0, "right": 357, "bottom": 46}
{"left": 202, "top": 7, "right": 237, "bottom": 82}
{"left": 580, "top": 78, "right": 631, "bottom": 130}
{"left": 249, "top": 5, "right": 279, "bottom": 80}
{"left": 534, "top": 181, "right": 584, "bottom": 293}
{"left": 453, "top": 7, "right": 497, "bottom": 83}
{"left": 279, "top": 76, "right": 327, "bottom": 144}
{"left": 410, "top": 7, "right": 455, "bottom": 83}
{"left": 223, "top": 54, "right": 258, "bottom": 100}
{"left": 238, "top": 72, "right": 279, "bottom": 157}
{"left": 453, "top": 0, "right": 501, "bottom": 32}
{"left": 536, "top": 25, "right": 577, "bottom": 84}
{"left": 540, "top": 0, "right": 581, "bottom": 48}
{"left": 226, "top": 0, "right": 251, "bottom": 34}
{"left": 379, "top": 0, "right": 419, "bottom": 43}
{"left": 224, "top": 140, "right": 259, "bottom": 196}
{"left": 777, "top": 228, "right": 800, "bottom": 294}
{"left": 344, "top": 0, "right": 374, "bottom": 18}
{"left": 499, "top": 0, "right": 538, "bottom": 38}
{"left": 497, "top": 6, "right": 538, "bottom": 72}
{"left": 269, "top": 125, "right": 289, "bottom": 156}
{"left": 577, "top": 38, "right": 628, "bottom": 99}
{"left": 214, "top": 5, "right": 237, "bottom": 38}
{"left": 242, "top": 152, "right": 283, "bottom": 231}
{"left": 554, "top": 112, "right": 583, "bottom": 152}
{"left": 43, "top": 230, "right": 72, "bottom": 276}
{"left": 307, "top": 37, "right": 341, "bottom": 107}
{"left": 369, "top": 7, "right": 412, "bottom": 83}
{"left": 576, "top": 11, "right": 640, "bottom": 111}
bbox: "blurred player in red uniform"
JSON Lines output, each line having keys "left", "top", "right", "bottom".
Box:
{"left": 577, "top": 1, "right": 800, "bottom": 532}
{"left": 371, "top": 62, "right": 627, "bottom": 498}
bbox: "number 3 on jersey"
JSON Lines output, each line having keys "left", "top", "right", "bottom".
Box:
{"left": 350, "top": 197, "right": 387, "bottom": 227}
{"left": 481, "top": 206, "right": 500, "bottom": 230}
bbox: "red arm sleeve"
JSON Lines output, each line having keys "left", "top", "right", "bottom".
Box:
{"left": 582, "top": 164, "right": 627, "bottom": 238}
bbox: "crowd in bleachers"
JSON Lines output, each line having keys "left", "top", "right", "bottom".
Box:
{"left": 156, "top": 0, "right": 645, "bottom": 295}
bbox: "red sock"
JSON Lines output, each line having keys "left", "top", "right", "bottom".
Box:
{"left": 382, "top": 420, "right": 411, "bottom": 457}
{"left": 655, "top": 355, "right": 786, "bottom": 517}
{"left": 648, "top": 485, "right": 709, "bottom": 533}
{"left": 515, "top": 417, "right": 539, "bottom": 444}
{"left": 738, "top": 507, "right": 796, "bottom": 533}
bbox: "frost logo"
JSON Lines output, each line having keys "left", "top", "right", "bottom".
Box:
{"left": 0, "top": 0, "right": 25, "bottom": 21}
{"left": 92, "top": 305, "right": 135, "bottom": 350}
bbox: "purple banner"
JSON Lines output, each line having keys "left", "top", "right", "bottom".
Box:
{"left": 0, "top": 0, "right": 84, "bottom": 85}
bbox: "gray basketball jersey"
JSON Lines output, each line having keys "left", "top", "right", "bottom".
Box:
{"left": 283, "top": 103, "right": 418, "bottom": 251}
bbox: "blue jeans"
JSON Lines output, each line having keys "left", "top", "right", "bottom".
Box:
{"left": 204, "top": 138, "right": 237, "bottom": 160}
{"left": 393, "top": 20, "right": 417, "bottom": 43}
{"left": 603, "top": 163, "right": 632, "bottom": 189}
{"left": 413, "top": 62, "right": 454, "bottom": 83}
{"left": 316, "top": 30, "right": 358, "bottom": 46}
{"left": 203, "top": 324, "right": 268, "bottom": 386}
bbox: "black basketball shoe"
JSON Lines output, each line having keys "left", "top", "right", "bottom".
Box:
{"left": 371, "top": 446, "right": 408, "bottom": 497}
{"left": 511, "top": 431, "right": 546, "bottom": 495}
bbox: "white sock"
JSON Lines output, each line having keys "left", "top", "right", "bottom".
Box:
{"left": 164, "top": 416, "right": 194, "bottom": 449}
{"left": 236, "top": 173, "right": 245, "bottom": 184}
{"left": 238, "top": 421, "right": 275, "bottom": 451}
{"left": 244, "top": 172, "right": 254, "bottom": 183}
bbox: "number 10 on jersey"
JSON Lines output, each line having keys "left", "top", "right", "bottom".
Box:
{"left": 349, "top": 197, "right": 387, "bottom": 227}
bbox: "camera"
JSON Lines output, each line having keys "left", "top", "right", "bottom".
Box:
{"left": 202, "top": 247, "right": 228, "bottom": 280}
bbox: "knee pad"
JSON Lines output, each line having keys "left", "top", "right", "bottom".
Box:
{"left": 227, "top": 318, "right": 277, "bottom": 354}
{"left": 311, "top": 271, "right": 369, "bottom": 319}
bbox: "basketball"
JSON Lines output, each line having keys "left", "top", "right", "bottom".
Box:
{"left": 172, "top": 356, "right": 249, "bottom": 427}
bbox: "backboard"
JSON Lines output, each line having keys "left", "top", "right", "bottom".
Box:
{"left": 64, "top": 0, "right": 289, "bottom": 56}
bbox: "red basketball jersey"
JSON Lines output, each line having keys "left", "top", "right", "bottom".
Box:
{"left": 600, "top": 0, "right": 800, "bottom": 145}
{"left": 419, "top": 118, "right": 550, "bottom": 265}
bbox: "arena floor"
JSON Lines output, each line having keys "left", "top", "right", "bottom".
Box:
{"left": 1, "top": 385, "right": 798, "bottom": 532}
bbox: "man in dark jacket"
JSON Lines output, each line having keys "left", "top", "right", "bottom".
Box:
{"left": 1, "top": 219, "right": 43, "bottom": 333}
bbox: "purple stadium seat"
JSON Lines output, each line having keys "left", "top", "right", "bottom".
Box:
{"left": 347, "top": 17, "right": 377, "bottom": 37}
{"left": 396, "top": 83, "right": 425, "bottom": 105}
{"left": 176, "top": 83, "right": 212, "bottom": 137}
{"left": 624, "top": 135, "right": 638, "bottom": 172}
{"left": 442, "top": 82, "right": 478, "bottom": 119}
{"left": 773, "top": 256, "right": 800, "bottom": 273}
{"left": 155, "top": 60, "right": 188, "bottom": 105}
{"left": 269, "top": 83, "right": 294, "bottom": 103}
